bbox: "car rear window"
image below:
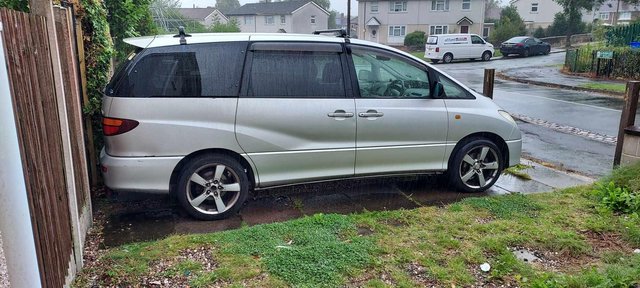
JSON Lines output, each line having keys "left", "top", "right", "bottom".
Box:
{"left": 427, "top": 36, "right": 438, "bottom": 45}
{"left": 110, "top": 42, "right": 247, "bottom": 97}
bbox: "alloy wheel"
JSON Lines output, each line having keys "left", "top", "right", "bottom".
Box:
{"left": 186, "top": 163, "right": 241, "bottom": 215}
{"left": 458, "top": 146, "right": 500, "bottom": 189}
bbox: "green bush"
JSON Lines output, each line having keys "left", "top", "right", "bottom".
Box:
{"left": 533, "top": 27, "right": 546, "bottom": 38}
{"left": 593, "top": 181, "right": 640, "bottom": 214}
{"left": 404, "top": 30, "right": 426, "bottom": 49}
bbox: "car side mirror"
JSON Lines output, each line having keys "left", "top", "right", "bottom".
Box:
{"left": 433, "top": 82, "right": 445, "bottom": 98}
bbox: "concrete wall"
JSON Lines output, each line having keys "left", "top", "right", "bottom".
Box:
{"left": 621, "top": 128, "right": 640, "bottom": 166}
{"left": 0, "top": 232, "right": 8, "bottom": 287}
{"left": 357, "top": 0, "right": 486, "bottom": 45}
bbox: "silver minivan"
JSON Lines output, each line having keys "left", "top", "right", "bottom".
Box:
{"left": 101, "top": 32, "right": 522, "bottom": 220}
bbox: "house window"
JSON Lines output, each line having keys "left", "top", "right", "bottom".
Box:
{"left": 389, "top": 1, "right": 407, "bottom": 12}
{"left": 311, "top": 15, "right": 316, "bottom": 24}
{"left": 599, "top": 12, "right": 609, "bottom": 20}
{"left": 431, "top": 0, "right": 449, "bottom": 11}
{"left": 244, "top": 16, "right": 254, "bottom": 25}
{"left": 619, "top": 11, "right": 631, "bottom": 20}
{"left": 483, "top": 26, "right": 490, "bottom": 37}
{"left": 280, "top": 15, "right": 286, "bottom": 24}
{"left": 430, "top": 25, "right": 448, "bottom": 35}
{"left": 371, "top": 2, "right": 379, "bottom": 12}
{"left": 460, "top": 25, "right": 469, "bottom": 33}
{"left": 462, "top": 0, "right": 471, "bottom": 10}
{"left": 265, "top": 15, "right": 275, "bottom": 25}
{"left": 388, "top": 25, "right": 406, "bottom": 37}
{"left": 531, "top": 3, "right": 538, "bottom": 12}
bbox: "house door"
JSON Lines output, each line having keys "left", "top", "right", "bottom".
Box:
{"left": 460, "top": 25, "right": 469, "bottom": 33}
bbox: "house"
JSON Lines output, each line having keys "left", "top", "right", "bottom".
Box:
{"left": 177, "top": 7, "right": 229, "bottom": 26}
{"left": 510, "top": 0, "right": 594, "bottom": 29}
{"left": 227, "top": 0, "right": 329, "bottom": 33}
{"left": 356, "top": 0, "right": 488, "bottom": 46}
{"left": 593, "top": 0, "right": 640, "bottom": 25}
{"left": 336, "top": 14, "right": 360, "bottom": 37}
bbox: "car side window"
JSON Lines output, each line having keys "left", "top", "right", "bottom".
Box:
{"left": 471, "top": 35, "right": 484, "bottom": 44}
{"left": 350, "top": 46, "right": 430, "bottom": 99}
{"left": 114, "top": 42, "right": 246, "bottom": 97}
{"left": 436, "top": 72, "right": 474, "bottom": 99}
{"left": 247, "top": 48, "right": 346, "bottom": 98}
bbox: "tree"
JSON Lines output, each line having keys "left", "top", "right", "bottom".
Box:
{"left": 328, "top": 10, "right": 338, "bottom": 29}
{"left": 489, "top": 6, "right": 526, "bottom": 45}
{"left": 533, "top": 26, "right": 546, "bottom": 38}
{"left": 552, "top": 0, "right": 602, "bottom": 47}
{"left": 215, "top": 0, "right": 240, "bottom": 12}
{"left": 105, "top": 0, "right": 158, "bottom": 59}
{"left": 210, "top": 18, "right": 241, "bottom": 32}
{"left": 0, "top": 0, "right": 28, "bottom": 11}
{"left": 546, "top": 11, "right": 586, "bottom": 37}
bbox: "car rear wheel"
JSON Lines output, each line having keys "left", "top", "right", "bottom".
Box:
{"left": 449, "top": 138, "right": 504, "bottom": 193}
{"left": 176, "top": 154, "right": 249, "bottom": 220}
{"left": 443, "top": 53, "right": 453, "bottom": 63}
{"left": 482, "top": 51, "right": 492, "bottom": 61}
{"left": 545, "top": 47, "right": 551, "bottom": 55}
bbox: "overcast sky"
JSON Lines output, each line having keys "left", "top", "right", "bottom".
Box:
{"left": 179, "top": 0, "right": 511, "bottom": 16}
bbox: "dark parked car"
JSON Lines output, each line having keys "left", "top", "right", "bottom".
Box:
{"left": 500, "top": 36, "right": 551, "bottom": 57}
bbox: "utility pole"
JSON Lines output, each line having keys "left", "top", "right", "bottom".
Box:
{"left": 347, "top": 0, "right": 351, "bottom": 36}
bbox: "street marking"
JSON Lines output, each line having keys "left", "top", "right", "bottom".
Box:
{"left": 510, "top": 113, "right": 617, "bottom": 145}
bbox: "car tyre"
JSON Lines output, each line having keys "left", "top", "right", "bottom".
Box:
{"left": 443, "top": 53, "right": 453, "bottom": 64}
{"left": 522, "top": 49, "right": 530, "bottom": 57}
{"left": 482, "top": 51, "right": 492, "bottom": 61}
{"left": 449, "top": 138, "right": 504, "bottom": 193}
{"left": 176, "top": 154, "right": 250, "bottom": 220}
{"left": 431, "top": 59, "right": 440, "bottom": 64}
{"left": 545, "top": 47, "right": 551, "bottom": 55}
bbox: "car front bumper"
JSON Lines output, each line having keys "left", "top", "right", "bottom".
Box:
{"left": 506, "top": 139, "right": 522, "bottom": 167}
{"left": 100, "top": 148, "right": 182, "bottom": 194}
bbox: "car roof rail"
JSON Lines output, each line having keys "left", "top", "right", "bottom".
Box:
{"left": 312, "top": 29, "right": 349, "bottom": 38}
{"left": 173, "top": 26, "right": 192, "bottom": 45}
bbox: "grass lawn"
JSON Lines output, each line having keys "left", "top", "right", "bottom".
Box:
{"left": 578, "top": 82, "right": 626, "bottom": 94}
{"left": 74, "top": 164, "right": 640, "bottom": 287}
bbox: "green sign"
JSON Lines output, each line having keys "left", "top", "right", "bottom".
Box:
{"left": 597, "top": 51, "right": 613, "bottom": 59}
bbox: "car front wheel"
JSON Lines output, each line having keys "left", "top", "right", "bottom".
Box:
{"left": 482, "top": 51, "right": 492, "bottom": 61}
{"left": 449, "top": 138, "right": 504, "bottom": 193}
{"left": 176, "top": 154, "right": 250, "bottom": 220}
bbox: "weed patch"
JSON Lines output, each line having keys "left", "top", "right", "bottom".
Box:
{"left": 462, "top": 194, "right": 542, "bottom": 218}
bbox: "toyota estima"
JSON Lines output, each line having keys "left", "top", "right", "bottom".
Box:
{"left": 101, "top": 30, "right": 522, "bottom": 220}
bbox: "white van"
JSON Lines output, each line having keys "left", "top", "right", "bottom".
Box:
{"left": 424, "top": 34, "right": 494, "bottom": 64}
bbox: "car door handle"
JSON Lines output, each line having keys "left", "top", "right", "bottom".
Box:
{"left": 358, "top": 110, "right": 384, "bottom": 118}
{"left": 327, "top": 110, "right": 354, "bottom": 118}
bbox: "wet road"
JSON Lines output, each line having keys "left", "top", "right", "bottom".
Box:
{"left": 435, "top": 54, "right": 628, "bottom": 177}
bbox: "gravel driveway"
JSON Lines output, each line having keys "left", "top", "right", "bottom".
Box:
{"left": 0, "top": 231, "right": 8, "bottom": 287}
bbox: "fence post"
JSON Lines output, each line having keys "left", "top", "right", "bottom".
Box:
{"left": 614, "top": 81, "right": 640, "bottom": 167}
{"left": 483, "top": 68, "right": 495, "bottom": 99}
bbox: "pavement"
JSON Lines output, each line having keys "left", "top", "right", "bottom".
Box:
{"left": 0, "top": 231, "right": 8, "bottom": 287}
{"left": 101, "top": 158, "right": 593, "bottom": 248}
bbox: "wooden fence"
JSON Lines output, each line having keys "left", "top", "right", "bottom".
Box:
{"left": 0, "top": 6, "right": 91, "bottom": 287}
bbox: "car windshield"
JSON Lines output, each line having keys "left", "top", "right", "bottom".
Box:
{"left": 506, "top": 37, "right": 528, "bottom": 43}
{"left": 426, "top": 36, "right": 438, "bottom": 45}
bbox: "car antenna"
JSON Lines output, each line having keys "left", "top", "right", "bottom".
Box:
{"left": 173, "top": 26, "right": 192, "bottom": 45}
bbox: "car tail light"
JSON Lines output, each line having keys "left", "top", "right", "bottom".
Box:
{"left": 102, "top": 117, "right": 139, "bottom": 136}
{"left": 516, "top": 43, "right": 524, "bottom": 47}
{"left": 435, "top": 47, "right": 440, "bottom": 52}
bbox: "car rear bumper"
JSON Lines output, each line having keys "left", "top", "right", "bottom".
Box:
{"left": 500, "top": 47, "right": 524, "bottom": 55}
{"left": 506, "top": 139, "right": 522, "bottom": 167}
{"left": 100, "top": 148, "right": 182, "bottom": 194}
